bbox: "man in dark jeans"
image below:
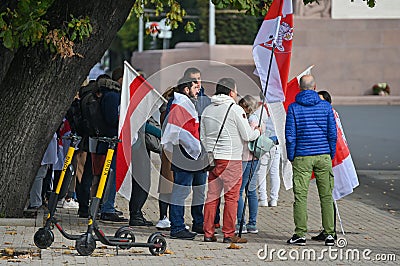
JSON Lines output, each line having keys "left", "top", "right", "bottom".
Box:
{"left": 162, "top": 78, "right": 207, "bottom": 240}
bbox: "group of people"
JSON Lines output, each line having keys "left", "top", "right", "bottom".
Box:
{"left": 159, "top": 69, "right": 282, "bottom": 243}
{"left": 29, "top": 63, "right": 339, "bottom": 247}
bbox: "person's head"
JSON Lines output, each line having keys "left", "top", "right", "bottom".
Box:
{"left": 177, "top": 78, "right": 199, "bottom": 99}
{"left": 112, "top": 67, "right": 123, "bottom": 86}
{"left": 318, "top": 90, "right": 332, "bottom": 103}
{"left": 184, "top": 67, "right": 201, "bottom": 87}
{"left": 299, "top": 74, "right": 316, "bottom": 91}
{"left": 239, "top": 95, "right": 257, "bottom": 117}
{"left": 215, "top": 78, "right": 238, "bottom": 101}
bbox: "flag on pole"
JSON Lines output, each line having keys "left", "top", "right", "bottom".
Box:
{"left": 253, "top": 0, "right": 293, "bottom": 103}
{"left": 284, "top": 65, "right": 314, "bottom": 111}
{"left": 331, "top": 109, "right": 359, "bottom": 200}
{"left": 252, "top": 0, "right": 294, "bottom": 190}
{"left": 116, "top": 61, "right": 164, "bottom": 196}
{"left": 161, "top": 92, "right": 201, "bottom": 160}
{"left": 283, "top": 66, "right": 359, "bottom": 198}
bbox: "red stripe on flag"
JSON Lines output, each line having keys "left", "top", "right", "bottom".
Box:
{"left": 265, "top": 0, "right": 284, "bottom": 20}
{"left": 169, "top": 103, "right": 200, "bottom": 140}
{"left": 284, "top": 77, "right": 300, "bottom": 111}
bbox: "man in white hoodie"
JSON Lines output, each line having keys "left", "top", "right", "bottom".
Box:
{"left": 200, "top": 78, "right": 260, "bottom": 243}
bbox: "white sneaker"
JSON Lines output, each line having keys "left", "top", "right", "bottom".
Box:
{"left": 268, "top": 200, "right": 278, "bottom": 207}
{"left": 155, "top": 216, "right": 171, "bottom": 230}
{"left": 63, "top": 198, "right": 79, "bottom": 209}
{"left": 57, "top": 198, "right": 65, "bottom": 208}
{"left": 258, "top": 200, "right": 268, "bottom": 207}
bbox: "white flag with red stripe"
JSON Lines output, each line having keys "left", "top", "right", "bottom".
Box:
{"left": 253, "top": 0, "right": 293, "bottom": 103}
{"left": 331, "top": 109, "right": 359, "bottom": 200}
{"left": 253, "top": 0, "right": 293, "bottom": 189}
{"left": 116, "top": 61, "right": 164, "bottom": 197}
{"left": 284, "top": 65, "right": 314, "bottom": 111}
{"left": 161, "top": 92, "right": 201, "bottom": 160}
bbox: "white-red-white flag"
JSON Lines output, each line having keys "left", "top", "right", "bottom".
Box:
{"left": 331, "top": 109, "right": 359, "bottom": 200}
{"left": 284, "top": 65, "right": 314, "bottom": 111}
{"left": 116, "top": 61, "right": 164, "bottom": 196}
{"left": 161, "top": 92, "right": 201, "bottom": 160}
{"left": 253, "top": 0, "right": 294, "bottom": 189}
{"left": 253, "top": 0, "right": 293, "bottom": 103}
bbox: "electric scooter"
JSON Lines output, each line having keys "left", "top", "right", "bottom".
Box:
{"left": 34, "top": 133, "right": 81, "bottom": 249}
{"left": 74, "top": 136, "right": 167, "bottom": 256}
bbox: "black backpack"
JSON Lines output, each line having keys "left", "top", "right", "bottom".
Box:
{"left": 81, "top": 91, "right": 108, "bottom": 137}
{"left": 66, "top": 85, "right": 93, "bottom": 137}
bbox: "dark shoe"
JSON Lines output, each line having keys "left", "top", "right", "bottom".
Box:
{"left": 170, "top": 229, "right": 197, "bottom": 240}
{"left": 129, "top": 211, "right": 153, "bottom": 226}
{"left": 115, "top": 208, "right": 123, "bottom": 216}
{"left": 78, "top": 211, "right": 89, "bottom": 218}
{"left": 100, "top": 212, "right": 128, "bottom": 223}
{"left": 312, "top": 231, "right": 338, "bottom": 241}
{"left": 192, "top": 224, "right": 205, "bottom": 234}
{"left": 325, "top": 235, "right": 335, "bottom": 246}
{"left": 311, "top": 231, "right": 326, "bottom": 241}
{"left": 204, "top": 236, "right": 217, "bottom": 242}
{"left": 287, "top": 234, "right": 306, "bottom": 246}
{"left": 223, "top": 235, "right": 247, "bottom": 243}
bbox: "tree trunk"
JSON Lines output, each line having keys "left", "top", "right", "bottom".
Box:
{"left": 0, "top": 0, "right": 133, "bottom": 217}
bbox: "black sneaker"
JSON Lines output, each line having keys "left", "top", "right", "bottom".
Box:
{"left": 192, "top": 224, "right": 205, "bottom": 234}
{"left": 170, "top": 229, "right": 197, "bottom": 240}
{"left": 100, "top": 212, "right": 128, "bottom": 223}
{"left": 115, "top": 209, "right": 123, "bottom": 216}
{"left": 311, "top": 231, "right": 326, "bottom": 241}
{"left": 129, "top": 211, "right": 153, "bottom": 226}
{"left": 312, "top": 231, "right": 338, "bottom": 241}
{"left": 287, "top": 234, "right": 306, "bottom": 246}
{"left": 325, "top": 235, "right": 335, "bottom": 246}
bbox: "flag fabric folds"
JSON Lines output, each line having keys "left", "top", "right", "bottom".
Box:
{"left": 252, "top": 0, "right": 294, "bottom": 190}
{"left": 331, "top": 110, "right": 359, "bottom": 200}
{"left": 161, "top": 92, "right": 201, "bottom": 160}
{"left": 253, "top": 0, "right": 293, "bottom": 103}
{"left": 284, "top": 65, "right": 314, "bottom": 111}
{"left": 116, "top": 61, "right": 164, "bottom": 196}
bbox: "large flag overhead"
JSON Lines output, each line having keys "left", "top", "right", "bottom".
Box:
{"left": 161, "top": 92, "right": 201, "bottom": 160}
{"left": 116, "top": 61, "right": 164, "bottom": 198}
{"left": 253, "top": 0, "right": 294, "bottom": 190}
{"left": 253, "top": 0, "right": 293, "bottom": 103}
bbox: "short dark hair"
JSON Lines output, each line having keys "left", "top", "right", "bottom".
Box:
{"left": 318, "top": 90, "right": 332, "bottom": 103}
{"left": 112, "top": 67, "right": 123, "bottom": 81}
{"left": 183, "top": 67, "right": 201, "bottom": 78}
{"left": 177, "top": 77, "right": 197, "bottom": 94}
{"left": 215, "top": 78, "right": 236, "bottom": 95}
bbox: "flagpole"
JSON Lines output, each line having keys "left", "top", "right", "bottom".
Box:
{"left": 238, "top": 39, "right": 278, "bottom": 238}
{"left": 123, "top": 61, "right": 167, "bottom": 103}
{"left": 334, "top": 200, "right": 346, "bottom": 236}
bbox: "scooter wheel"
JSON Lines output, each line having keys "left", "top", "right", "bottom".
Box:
{"left": 75, "top": 233, "right": 96, "bottom": 256}
{"left": 115, "top": 228, "right": 135, "bottom": 249}
{"left": 147, "top": 232, "right": 167, "bottom": 256}
{"left": 34, "top": 228, "right": 54, "bottom": 249}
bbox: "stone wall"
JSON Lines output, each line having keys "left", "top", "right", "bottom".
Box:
{"left": 131, "top": 17, "right": 400, "bottom": 96}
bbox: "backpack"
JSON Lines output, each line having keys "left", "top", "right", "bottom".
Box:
{"left": 145, "top": 116, "right": 161, "bottom": 153}
{"left": 67, "top": 86, "right": 92, "bottom": 137}
{"left": 81, "top": 92, "right": 108, "bottom": 137}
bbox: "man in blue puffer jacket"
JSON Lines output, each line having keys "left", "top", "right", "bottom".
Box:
{"left": 285, "top": 75, "right": 337, "bottom": 247}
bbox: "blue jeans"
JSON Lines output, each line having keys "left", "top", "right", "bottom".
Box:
{"left": 169, "top": 171, "right": 207, "bottom": 234}
{"left": 237, "top": 160, "right": 259, "bottom": 226}
{"left": 101, "top": 154, "right": 116, "bottom": 214}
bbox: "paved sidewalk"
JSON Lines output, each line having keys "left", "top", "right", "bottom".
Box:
{"left": 0, "top": 180, "right": 399, "bottom": 265}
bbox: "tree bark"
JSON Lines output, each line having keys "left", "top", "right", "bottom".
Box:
{"left": 0, "top": 0, "right": 133, "bottom": 217}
